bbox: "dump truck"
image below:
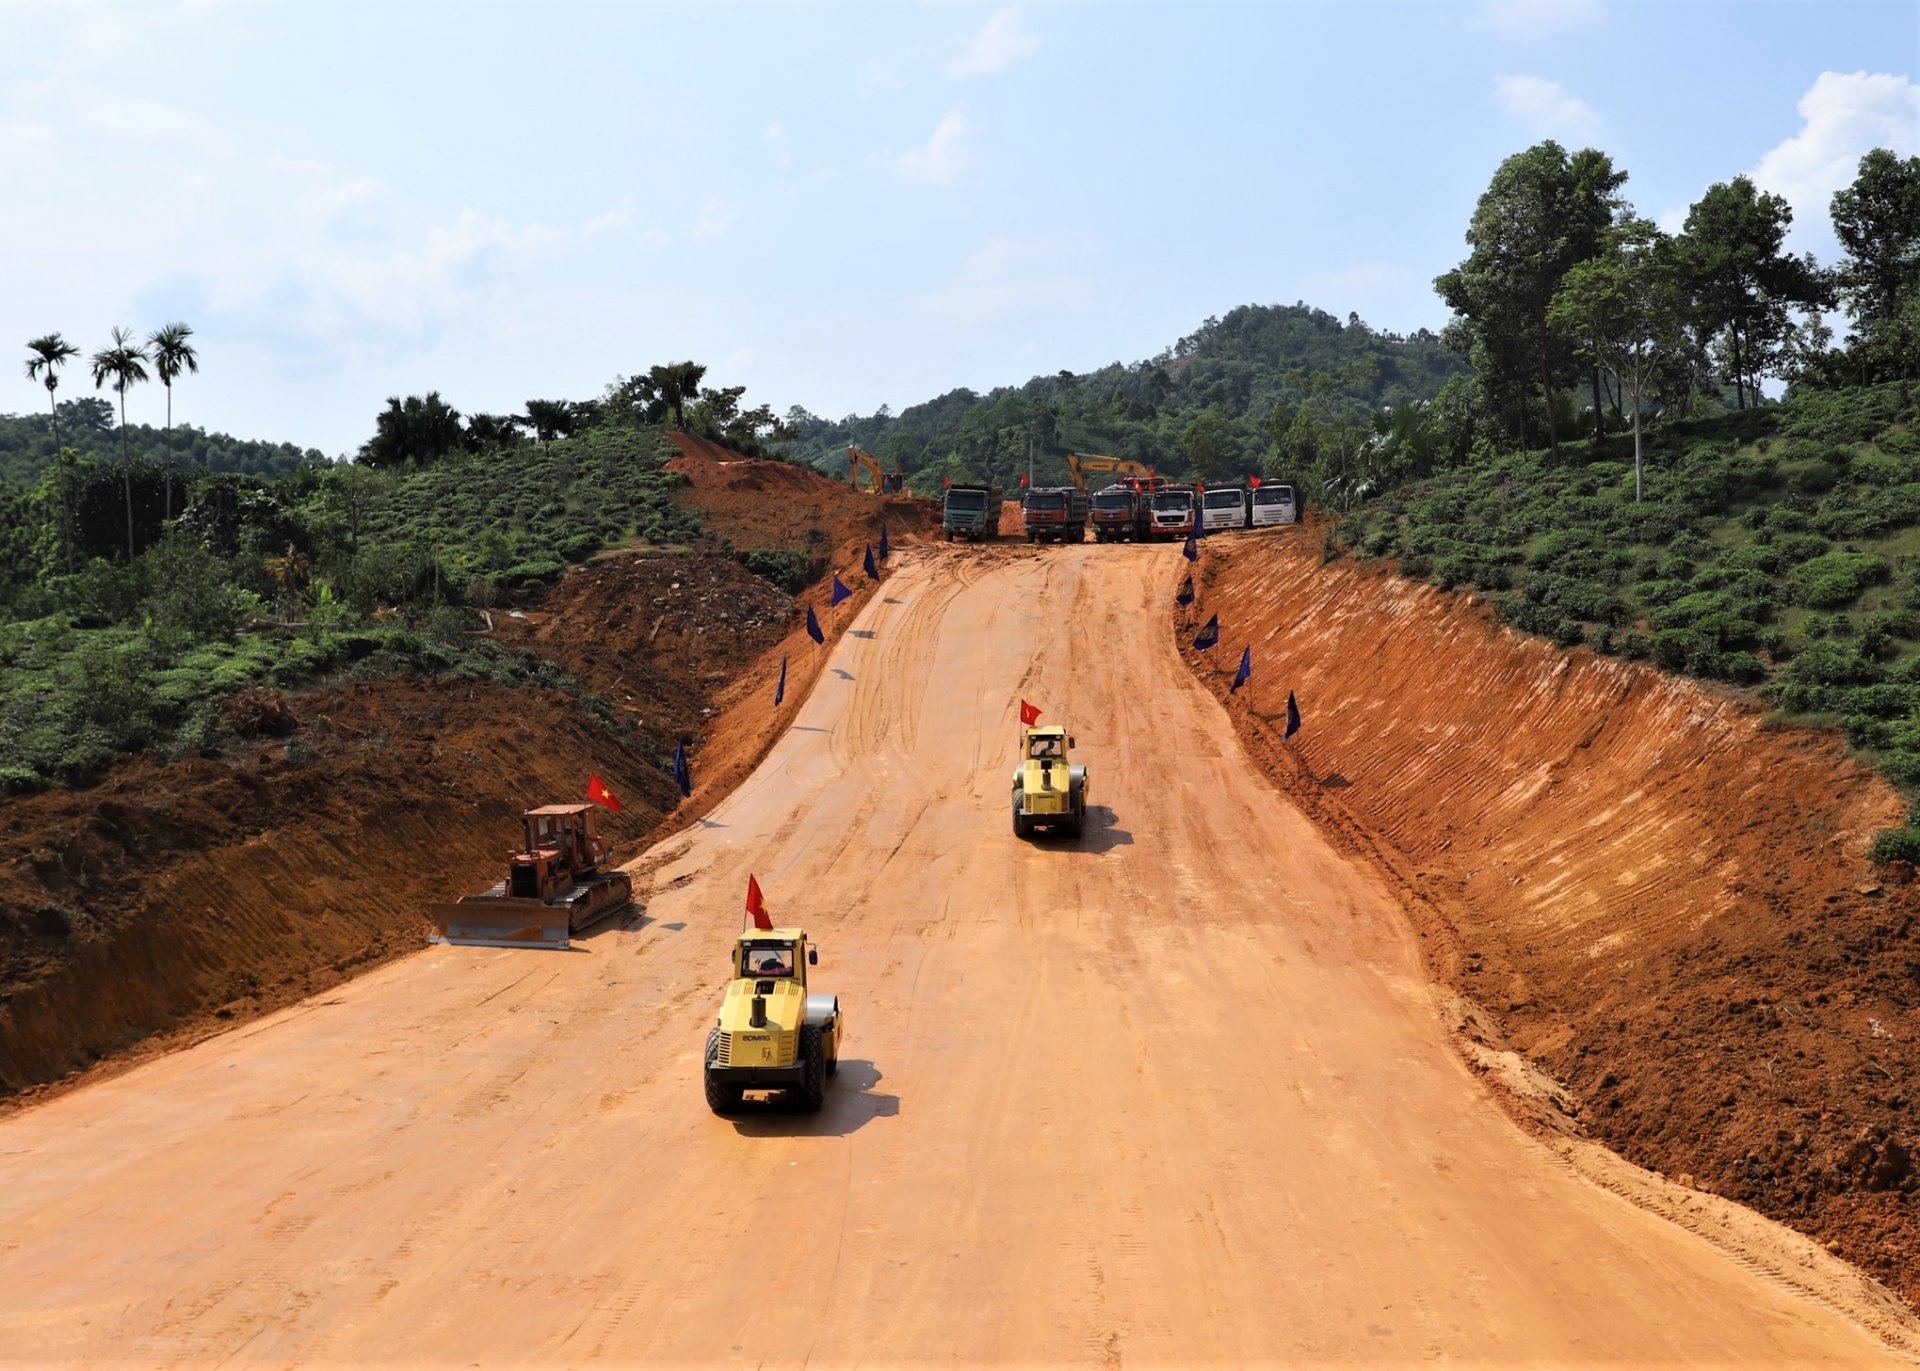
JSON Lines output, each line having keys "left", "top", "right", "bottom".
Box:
{"left": 1012, "top": 724, "right": 1087, "bottom": 838}
{"left": 429, "top": 804, "right": 633, "bottom": 950}
{"left": 943, "top": 482, "right": 1002, "bottom": 541}
{"left": 1089, "top": 483, "right": 1142, "bottom": 542}
{"left": 704, "top": 927, "right": 842, "bottom": 1113}
{"left": 1148, "top": 484, "right": 1198, "bottom": 542}
{"left": 1022, "top": 485, "right": 1089, "bottom": 543}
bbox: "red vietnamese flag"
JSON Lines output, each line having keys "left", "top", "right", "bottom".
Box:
{"left": 746, "top": 874, "right": 773, "bottom": 931}
{"left": 1249, "top": 475, "right": 1263, "bottom": 489}
{"left": 586, "top": 773, "right": 623, "bottom": 812}
{"left": 1018, "top": 699, "right": 1041, "bottom": 727}
{"left": 1019, "top": 473, "right": 1029, "bottom": 487}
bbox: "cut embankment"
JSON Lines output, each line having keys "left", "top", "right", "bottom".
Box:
{"left": 0, "top": 441, "right": 938, "bottom": 1105}
{"left": 1184, "top": 522, "right": 1920, "bottom": 1303}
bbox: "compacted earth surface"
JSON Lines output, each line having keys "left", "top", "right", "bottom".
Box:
{"left": 0, "top": 469, "right": 1916, "bottom": 1363}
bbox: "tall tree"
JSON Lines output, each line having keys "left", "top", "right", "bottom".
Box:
{"left": 1550, "top": 219, "right": 1688, "bottom": 502}
{"left": 147, "top": 322, "right": 199, "bottom": 518}
{"left": 146, "top": 322, "right": 198, "bottom": 431}
{"left": 1435, "top": 141, "right": 1627, "bottom": 459}
{"left": 24, "top": 333, "right": 81, "bottom": 449}
{"left": 90, "top": 326, "right": 150, "bottom": 559}
{"left": 1831, "top": 149, "right": 1920, "bottom": 381}
{"left": 1677, "top": 177, "right": 1827, "bottom": 408}
{"left": 646, "top": 361, "right": 707, "bottom": 430}
{"left": 358, "top": 392, "right": 466, "bottom": 467}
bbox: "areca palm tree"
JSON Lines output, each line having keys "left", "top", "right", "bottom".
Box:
{"left": 148, "top": 322, "right": 198, "bottom": 517}
{"left": 91, "top": 326, "right": 151, "bottom": 559}
{"left": 24, "top": 333, "right": 80, "bottom": 447}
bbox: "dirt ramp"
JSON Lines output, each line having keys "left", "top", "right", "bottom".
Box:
{"left": 1188, "top": 524, "right": 1920, "bottom": 1301}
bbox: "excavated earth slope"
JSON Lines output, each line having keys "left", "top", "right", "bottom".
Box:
{"left": 1183, "top": 520, "right": 1920, "bottom": 1303}
{"left": 0, "top": 440, "right": 929, "bottom": 1102}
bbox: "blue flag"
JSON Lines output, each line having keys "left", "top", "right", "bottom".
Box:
{"left": 806, "top": 605, "right": 824, "bottom": 644}
{"left": 774, "top": 653, "right": 787, "bottom": 707}
{"left": 1284, "top": 690, "right": 1301, "bottom": 740}
{"left": 1192, "top": 614, "right": 1219, "bottom": 650}
{"left": 879, "top": 524, "right": 890, "bottom": 561}
{"left": 830, "top": 575, "right": 852, "bottom": 606}
{"left": 1176, "top": 575, "right": 1194, "bottom": 606}
{"left": 672, "top": 738, "right": 691, "bottom": 797}
{"left": 1232, "top": 645, "right": 1251, "bottom": 693}
{"left": 1183, "top": 530, "right": 1198, "bottom": 562}
{"left": 863, "top": 544, "right": 878, "bottom": 580}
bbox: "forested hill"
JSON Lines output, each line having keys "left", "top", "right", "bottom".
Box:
{"left": 786, "top": 303, "right": 1467, "bottom": 491}
{"left": 1, "top": 398, "right": 325, "bottom": 485}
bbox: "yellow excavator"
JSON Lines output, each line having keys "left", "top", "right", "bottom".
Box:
{"left": 1065, "top": 451, "right": 1156, "bottom": 492}
{"left": 849, "top": 445, "right": 906, "bottom": 494}
{"left": 704, "top": 928, "right": 842, "bottom": 1113}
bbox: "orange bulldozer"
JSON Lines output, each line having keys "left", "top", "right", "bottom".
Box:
{"left": 430, "top": 804, "right": 634, "bottom": 950}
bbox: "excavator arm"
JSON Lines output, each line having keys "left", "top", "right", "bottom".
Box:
{"left": 849, "top": 445, "right": 885, "bottom": 493}
{"left": 1064, "top": 451, "right": 1155, "bottom": 491}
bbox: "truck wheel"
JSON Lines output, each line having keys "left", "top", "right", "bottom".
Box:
{"left": 795, "top": 1026, "right": 827, "bottom": 1112}
{"left": 1013, "top": 795, "right": 1033, "bottom": 838}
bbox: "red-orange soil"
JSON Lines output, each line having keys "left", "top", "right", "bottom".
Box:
{"left": 1183, "top": 519, "right": 1920, "bottom": 1303}
{"left": 0, "top": 436, "right": 936, "bottom": 1103}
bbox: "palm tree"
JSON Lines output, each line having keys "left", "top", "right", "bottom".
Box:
{"left": 91, "top": 326, "right": 151, "bottom": 560}
{"left": 24, "top": 333, "right": 80, "bottom": 448}
{"left": 148, "top": 322, "right": 198, "bottom": 518}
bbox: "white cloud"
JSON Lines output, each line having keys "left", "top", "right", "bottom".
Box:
{"left": 924, "top": 236, "right": 1092, "bottom": 325}
{"left": 895, "top": 110, "right": 971, "bottom": 185}
{"left": 1752, "top": 71, "right": 1920, "bottom": 247}
{"left": 583, "top": 193, "right": 637, "bottom": 237}
{"left": 764, "top": 120, "right": 790, "bottom": 165}
{"left": 1493, "top": 74, "right": 1601, "bottom": 142}
{"left": 688, "top": 198, "right": 735, "bottom": 241}
{"left": 1477, "top": 0, "right": 1602, "bottom": 35}
{"left": 947, "top": 7, "right": 1039, "bottom": 78}
{"left": 726, "top": 348, "right": 757, "bottom": 374}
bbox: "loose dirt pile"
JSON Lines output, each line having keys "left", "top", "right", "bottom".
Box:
{"left": 1183, "top": 521, "right": 1920, "bottom": 1303}
{"left": 0, "top": 436, "right": 938, "bottom": 1102}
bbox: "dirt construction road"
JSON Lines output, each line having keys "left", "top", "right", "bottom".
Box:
{"left": 0, "top": 545, "right": 1914, "bottom": 1366}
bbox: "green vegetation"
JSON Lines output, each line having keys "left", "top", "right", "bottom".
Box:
{"left": 0, "top": 415, "right": 701, "bottom": 791}
{"left": 787, "top": 302, "right": 1468, "bottom": 499}
{"left": 1330, "top": 381, "right": 1920, "bottom": 827}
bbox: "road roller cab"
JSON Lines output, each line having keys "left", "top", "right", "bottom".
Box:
{"left": 704, "top": 929, "right": 842, "bottom": 1113}
{"left": 1012, "top": 725, "right": 1088, "bottom": 838}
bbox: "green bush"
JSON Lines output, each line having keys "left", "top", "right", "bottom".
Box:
{"left": 1786, "top": 551, "right": 1889, "bottom": 608}
{"left": 1869, "top": 827, "right": 1920, "bottom": 864}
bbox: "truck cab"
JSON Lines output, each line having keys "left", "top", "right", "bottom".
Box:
{"left": 1089, "top": 485, "right": 1139, "bottom": 542}
{"left": 1149, "top": 486, "right": 1197, "bottom": 541}
{"left": 1251, "top": 482, "right": 1299, "bottom": 527}
{"left": 704, "top": 928, "right": 842, "bottom": 1112}
{"left": 1201, "top": 486, "right": 1250, "bottom": 532}
{"left": 1011, "top": 725, "right": 1088, "bottom": 838}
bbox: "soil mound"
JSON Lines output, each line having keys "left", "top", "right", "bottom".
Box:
{"left": 1186, "top": 522, "right": 1920, "bottom": 1302}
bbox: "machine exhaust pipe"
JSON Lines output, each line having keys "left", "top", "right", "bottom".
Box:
{"left": 750, "top": 996, "right": 768, "bottom": 1028}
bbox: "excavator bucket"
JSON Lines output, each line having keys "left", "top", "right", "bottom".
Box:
{"left": 428, "top": 872, "right": 634, "bottom": 951}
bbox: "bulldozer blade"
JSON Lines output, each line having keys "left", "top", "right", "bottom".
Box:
{"left": 429, "top": 898, "right": 574, "bottom": 951}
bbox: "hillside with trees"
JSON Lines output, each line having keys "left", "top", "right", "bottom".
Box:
{"left": 787, "top": 302, "right": 1469, "bottom": 498}
{"left": 1334, "top": 143, "right": 1920, "bottom": 850}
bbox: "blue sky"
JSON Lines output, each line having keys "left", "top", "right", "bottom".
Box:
{"left": 3, "top": 0, "right": 1915, "bottom": 457}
